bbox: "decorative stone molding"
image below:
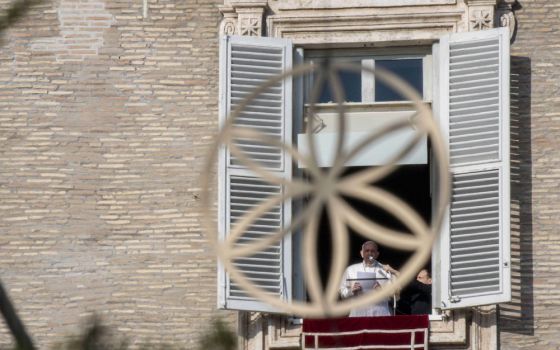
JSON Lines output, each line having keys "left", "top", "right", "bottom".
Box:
{"left": 464, "top": 0, "right": 500, "bottom": 31}
{"left": 216, "top": 0, "right": 267, "bottom": 37}
{"left": 277, "top": 0, "right": 458, "bottom": 10}
{"left": 240, "top": 312, "right": 469, "bottom": 349}
{"left": 464, "top": 0, "right": 498, "bottom": 4}
{"left": 267, "top": 11, "right": 465, "bottom": 44}
{"left": 219, "top": 6, "right": 238, "bottom": 36}
{"left": 471, "top": 306, "right": 498, "bottom": 350}
{"left": 238, "top": 9, "right": 264, "bottom": 36}
{"left": 496, "top": 0, "right": 517, "bottom": 39}
{"left": 266, "top": 316, "right": 301, "bottom": 349}
{"left": 223, "top": 19, "right": 238, "bottom": 35}
{"left": 469, "top": 7, "right": 494, "bottom": 31}
{"left": 430, "top": 310, "right": 468, "bottom": 344}
{"left": 219, "top": 1, "right": 268, "bottom": 37}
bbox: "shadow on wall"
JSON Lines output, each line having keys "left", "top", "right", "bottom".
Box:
{"left": 498, "top": 55, "right": 534, "bottom": 337}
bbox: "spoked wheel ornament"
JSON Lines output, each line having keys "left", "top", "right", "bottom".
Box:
{"left": 201, "top": 60, "right": 450, "bottom": 318}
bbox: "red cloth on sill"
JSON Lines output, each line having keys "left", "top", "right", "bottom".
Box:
{"left": 302, "top": 315, "right": 429, "bottom": 349}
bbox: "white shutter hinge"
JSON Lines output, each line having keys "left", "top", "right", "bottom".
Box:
{"left": 450, "top": 295, "right": 461, "bottom": 303}
{"left": 304, "top": 113, "right": 326, "bottom": 133}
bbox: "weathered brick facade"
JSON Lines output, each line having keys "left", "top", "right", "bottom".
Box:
{"left": 0, "top": 0, "right": 229, "bottom": 347}
{"left": 498, "top": 1, "right": 560, "bottom": 349}
{"left": 1, "top": 0, "right": 559, "bottom": 349}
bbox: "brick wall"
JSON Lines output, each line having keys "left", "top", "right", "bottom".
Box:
{"left": 0, "top": 0, "right": 230, "bottom": 347}
{"left": 2, "top": 0, "right": 560, "bottom": 349}
{"left": 498, "top": 0, "right": 560, "bottom": 349}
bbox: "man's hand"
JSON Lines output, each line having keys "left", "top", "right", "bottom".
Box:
{"left": 383, "top": 264, "right": 400, "bottom": 277}
{"left": 351, "top": 282, "right": 362, "bottom": 295}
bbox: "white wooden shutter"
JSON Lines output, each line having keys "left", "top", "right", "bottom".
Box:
{"left": 436, "top": 28, "right": 511, "bottom": 309}
{"left": 218, "top": 35, "right": 293, "bottom": 312}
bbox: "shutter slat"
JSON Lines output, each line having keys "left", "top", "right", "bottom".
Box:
{"left": 231, "top": 76, "right": 282, "bottom": 85}
{"left": 449, "top": 64, "right": 499, "bottom": 79}
{"left": 451, "top": 237, "right": 499, "bottom": 248}
{"left": 451, "top": 210, "right": 499, "bottom": 220}
{"left": 235, "top": 257, "right": 281, "bottom": 264}
{"left": 449, "top": 89, "right": 499, "bottom": 103}
{"left": 450, "top": 124, "right": 499, "bottom": 135}
{"left": 450, "top": 150, "right": 498, "bottom": 161}
{"left": 451, "top": 277, "right": 500, "bottom": 288}
{"left": 451, "top": 271, "right": 499, "bottom": 282}
{"left": 450, "top": 102, "right": 498, "bottom": 115}
{"left": 449, "top": 58, "right": 499, "bottom": 71}
{"left": 450, "top": 79, "right": 499, "bottom": 92}
{"left": 449, "top": 49, "right": 499, "bottom": 63}
{"left": 450, "top": 130, "right": 498, "bottom": 142}
{"left": 236, "top": 111, "right": 284, "bottom": 119}
{"left": 449, "top": 39, "right": 499, "bottom": 53}
{"left": 449, "top": 102, "right": 499, "bottom": 115}
{"left": 451, "top": 264, "right": 499, "bottom": 274}
{"left": 452, "top": 203, "right": 498, "bottom": 212}
{"left": 231, "top": 63, "right": 283, "bottom": 73}
{"left": 451, "top": 231, "right": 499, "bottom": 240}
{"left": 448, "top": 110, "right": 498, "bottom": 121}
{"left": 451, "top": 256, "right": 499, "bottom": 265}
{"left": 451, "top": 243, "right": 499, "bottom": 253}
{"left": 231, "top": 103, "right": 281, "bottom": 112}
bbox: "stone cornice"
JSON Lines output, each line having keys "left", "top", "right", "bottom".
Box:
{"left": 464, "top": 0, "right": 499, "bottom": 5}
{"left": 277, "top": 0, "right": 458, "bottom": 10}
{"left": 228, "top": 0, "right": 268, "bottom": 9}
{"left": 267, "top": 10, "right": 465, "bottom": 44}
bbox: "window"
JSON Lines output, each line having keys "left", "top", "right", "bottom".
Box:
{"left": 217, "top": 28, "right": 511, "bottom": 314}
{"left": 304, "top": 50, "right": 429, "bottom": 104}
{"left": 298, "top": 49, "right": 431, "bottom": 168}
{"left": 299, "top": 50, "right": 432, "bottom": 310}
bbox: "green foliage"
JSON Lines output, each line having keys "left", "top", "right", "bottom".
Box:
{"left": 2, "top": 316, "right": 237, "bottom": 350}
{"left": 197, "top": 318, "right": 237, "bottom": 350}
{"left": 51, "top": 316, "right": 129, "bottom": 350}
{"left": 0, "top": 0, "right": 43, "bottom": 34}
{"left": 50, "top": 315, "right": 198, "bottom": 350}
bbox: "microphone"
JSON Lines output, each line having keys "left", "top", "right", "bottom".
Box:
{"left": 368, "top": 256, "right": 374, "bottom": 262}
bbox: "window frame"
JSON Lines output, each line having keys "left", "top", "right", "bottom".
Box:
{"left": 294, "top": 46, "right": 438, "bottom": 315}
{"left": 217, "top": 28, "right": 511, "bottom": 315}
{"left": 303, "top": 47, "right": 433, "bottom": 104}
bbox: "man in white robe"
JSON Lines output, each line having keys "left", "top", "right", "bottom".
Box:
{"left": 339, "top": 241, "right": 392, "bottom": 317}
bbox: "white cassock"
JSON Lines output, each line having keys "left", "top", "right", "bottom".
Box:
{"left": 339, "top": 261, "right": 392, "bottom": 317}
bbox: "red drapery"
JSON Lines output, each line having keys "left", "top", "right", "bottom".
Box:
{"left": 302, "top": 315, "right": 429, "bottom": 349}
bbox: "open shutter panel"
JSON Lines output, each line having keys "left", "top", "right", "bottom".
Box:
{"left": 218, "top": 35, "right": 293, "bottom": 313}
{"left": 437, "top": 28, "right": 511, "bottom": 309}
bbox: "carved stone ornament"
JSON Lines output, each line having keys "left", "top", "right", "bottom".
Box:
{"left": 222, "top": 18, "right": 237, "bottom": 35}
{"left": 239, "top": 15, "right": 262, "bottom": 36}
{"left": 219, "top": 6, "right": 238, "bottom": 36}
{"left": 497, "top": 0, "right": 517, "bottom": 39}
{"left": 470, "top": 8, "right": 493, "bottom": 31}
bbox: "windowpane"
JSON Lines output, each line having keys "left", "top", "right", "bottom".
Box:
{"left": 375, "top": 59, "right": 423, "bottom": 101}
{"left": 315, "top": 69, "right": 362, "bottom": 103}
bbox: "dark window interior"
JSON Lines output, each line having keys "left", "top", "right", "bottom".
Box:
{"left": 314, "top": 165, "right": 431, "bottom": 291}
{"left": 316, "top": 68, "right": 362, "bottom": 103}
{"left": 375, "top": 59, "right": 423, "bottom": 101}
